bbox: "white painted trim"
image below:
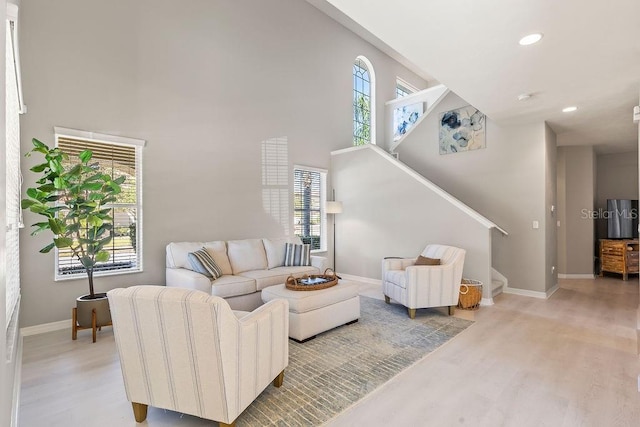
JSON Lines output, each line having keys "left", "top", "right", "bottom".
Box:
{"left": 54, "top": 126, "right": 146, "bottom": 147}
{"left": 480, "top": 297, "right": 494, "bottom": 306}
{"left": 558, "top": 273, "right": 595, "bottom": 279}
{"left": 20, "top": 319, "right": 71, "bottom": 336}
{"left": 331, "top": 144, "right": 508, "bottom": 235}
{"left": 10, "top": 334, "right": 23, "bottom": 427}
{"left": 503, "top": 286, "right": 547, "bottom": 299}
{"left": 546, "top": 284, "right": 560, "bottom": 298}
{"left": 339, "top": 273, "right": 381, "bottom": 285}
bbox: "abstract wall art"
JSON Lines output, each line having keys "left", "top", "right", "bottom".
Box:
{"left": 439, "top": 105, "right": 485, "bottom": 154}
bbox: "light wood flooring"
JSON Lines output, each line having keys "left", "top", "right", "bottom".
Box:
{"left": 19, "top": 278, "right": 640, "bottom": 426}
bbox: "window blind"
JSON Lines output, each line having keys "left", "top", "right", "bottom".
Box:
{"left": 56, "top": 136, "right": 141, "bottom": 278}
{"left": 293, "top": 168, "right": 322, "bottom": 250}
{"left": 5, "top": 22, "right": 21, "bottom": 329}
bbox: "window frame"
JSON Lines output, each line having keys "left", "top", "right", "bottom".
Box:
{"left": 292, "top": 165, "right": 328, "bottom": 253}
{"left": 53, "top": 127, "right": 145, "bottom": 281}
{"left": 396, "top": 78, "right": 418, "bottom": 99}
{"left": 353, "top": 55, "right": 376, "bottom": 146}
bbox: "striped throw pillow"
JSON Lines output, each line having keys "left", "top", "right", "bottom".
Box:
{"left": 188, "top": 248, "right": 223, "bottom": 280}
{"left": 284, "top": 243, "right": 311, "bottom": 267}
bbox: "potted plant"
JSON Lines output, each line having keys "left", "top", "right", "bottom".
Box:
{"left": 21, "top": 138, "right": 125, "bottom": 342}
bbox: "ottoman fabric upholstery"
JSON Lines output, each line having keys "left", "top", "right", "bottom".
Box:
{"left": 262, "top": 281, "right": 360, "bottom": 341}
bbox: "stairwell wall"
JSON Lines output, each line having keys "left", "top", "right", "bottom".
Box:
{"left": 396, "top": 92, "right": 549, "bottom": 293}
{"left": 331, "top": 146, "right": 492, "bottom": 289}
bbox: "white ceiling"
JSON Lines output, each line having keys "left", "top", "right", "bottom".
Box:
{"left": 308, "top": 0, "right": 640, "bottom": 154}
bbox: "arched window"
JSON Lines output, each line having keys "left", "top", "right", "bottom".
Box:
{"left": 353, "top": 56, "right": 375, "bottom": 145}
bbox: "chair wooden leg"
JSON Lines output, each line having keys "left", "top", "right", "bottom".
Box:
{"left": 273, "top": 370, "right": 285, "bottom": 387}
{"left": 448, "top": 305, "right": 455, "bottom": 316}
{"left": 72, "top": 308, "right": 78, "bottom": 340}
{"left": 408, "top": 308, "right": 416, "bottom": 319}
{"left": 219, "top": 421, "right": 236, "bottom": 427}
{"left": 384, "top": 295, "right": 390, "bottom": 304}
{"left": 131, "top": 402, "right": 148, "bottom": 422}
{"left": 91, "top": 309, "right": 97, "bottom": 343}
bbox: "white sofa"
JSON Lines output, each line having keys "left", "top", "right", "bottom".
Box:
{"left": 166, "top": 237, "right": 327, "bottom": 311}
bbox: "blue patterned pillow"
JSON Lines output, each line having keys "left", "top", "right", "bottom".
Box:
{"left": 284, "top": 243, "right": 311, "bottom": 267}
{"left": 188, "top": 248, "right": 223, "bottom": 280}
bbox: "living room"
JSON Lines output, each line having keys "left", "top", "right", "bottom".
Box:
{"left": 2, "top": 0, "right": 640, "bottom": 426}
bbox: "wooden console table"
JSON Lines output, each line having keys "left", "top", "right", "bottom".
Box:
{"left": 599, "top": 239, "right": 639, "bottom": 280}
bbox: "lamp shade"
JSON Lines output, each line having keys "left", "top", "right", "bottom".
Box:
{"left": 326, "top": 201, "right": 343, "bottom": 214}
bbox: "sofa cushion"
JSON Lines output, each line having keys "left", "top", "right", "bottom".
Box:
{"left": 284, "top": 243, "right": 311, "bottom": 266}
{"left": 188, "top": 248, "right": 223, "bottom": 279}
{"left": 203, "top": 241, "right": 233, "bottom": 275}
{"left": 238, "top": 265, "right": 318, "bottom": 290}
{"left": 210, "top": 275, "right": 257, "bottom": 299}
{"left": 263, "top": 236, "right": 302, "bottom": 269}
{"left": 166, "top": 241, "right": 206, "bottom": 269}
{"left": 227, "top": 239, "right": 268, "bottom": 274}
{"left": 384, "top": 269, "right": 407, "bottom": 289}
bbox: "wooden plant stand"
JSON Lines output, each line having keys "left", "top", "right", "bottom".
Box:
{"left": 72, "top": 307, "right": 112, "bottom": 343}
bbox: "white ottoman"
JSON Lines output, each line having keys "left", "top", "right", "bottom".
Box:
{"left": 261, "top": 281, "right": 360, "bottom": 342}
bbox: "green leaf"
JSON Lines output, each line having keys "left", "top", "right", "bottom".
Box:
{"left": 48, "top": 218, "right": 63, "bottom": 234}
{"left": 80, "top": 182, "right": 103, "bottom": 191}
{"left": 39, "top": 242, "right": 56, "bottom": 253}
{"left": 53, "top": 237, "right": 73, "bottom": 248}
{"left": 32, "top": 138, "right": 48, "bottom": 150}
{"left": 113, "top": 175, "right": 126, "bottom": 185}
{"left": 67, "top": 164, "right": 82, "bottom": 177}
{"left": 81, "top": 256, "right": 94, "bottom": 269}
{"left": 37, "top": 184, "right": 56, "bottom": 192}
{"left": 49, "top": 159, "right": 63, "bottom": 175}
{"left": 21, "top": 199, "right": 37, "bottom": 209}
{"left": 88, "top": 215, "right": 103, "bottom": 227}
{"left": 53, "top": 177, "right": 64, "bottom": 189}
{"left": 79, "top": 150, "right": 93, "bottom": 163}
{"left": 26, "top": 187, "right": 40, "bottom": 199}
{"left": 95, "top": 251, "right": 110, "bottom": 263}
{"left": 30, "top": 163, "right": 48, "bottom": 173}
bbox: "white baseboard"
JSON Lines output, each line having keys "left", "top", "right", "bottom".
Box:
{"left": 480, "top": 297, "right": 494, "bottom": 306}
{"left": 558, "top": 274, "right": 595, "bottom": 279}
{"left": 340, "top": 273, "right": 381, "bottom": 286}
{"left": 503, "top": 283, "right": 561, "bottom": 300}
{"left": 21, "top": 319, "right": 71, "bottom": 336}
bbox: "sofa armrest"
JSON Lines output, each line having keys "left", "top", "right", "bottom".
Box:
{"left": 237, "top": 299, "right": 289, "bottom": 404}
{"left": 382, "top": 257, "right": 416, "bottom": 272}
{"left": 311, "top": 255, "right": 328, "bottom": 272}
{"left": 165, "top": 268, "right": 212, "bottom": 294}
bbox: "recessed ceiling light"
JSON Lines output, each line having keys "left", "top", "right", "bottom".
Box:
{"left": 519, "top": 33, "right": 543, "bottom": 46}
{"left": 562, "top": 106, "right": 578, "bottom": 113}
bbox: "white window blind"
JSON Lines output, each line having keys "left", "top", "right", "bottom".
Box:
{"left": 5, "top": 20, "right": 22, "bottom": 329}
{"left": 293, "top": 167, "right": 326, "bottom": 251}
{"left": 55, "top": 134, "right": 143, "bottom": 279}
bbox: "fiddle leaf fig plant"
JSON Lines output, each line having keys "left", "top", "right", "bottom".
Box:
{"left": 21, "top": 138, "right": 125, "bottom": 298}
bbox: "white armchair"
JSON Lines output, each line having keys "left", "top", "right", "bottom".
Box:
{"left": 382, "top": 244, "right": 466, "bottom": 318}
{"left": 107, "top": 286, "right": 289, "bottom": 426}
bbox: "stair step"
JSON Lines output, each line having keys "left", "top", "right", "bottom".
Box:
{"left": 491, "top": 279, "right": 504, "bottom": 297}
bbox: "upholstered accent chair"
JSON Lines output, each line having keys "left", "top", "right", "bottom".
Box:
{"left": 382, "top": 244, "right": 466, "bottom": 318}
{"left": 107, "top": 286, "right": 289, "bottom": 426}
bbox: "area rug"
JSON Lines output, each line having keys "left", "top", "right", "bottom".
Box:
{"left": 236, "top": 296, "right": 473, "bottom": 426}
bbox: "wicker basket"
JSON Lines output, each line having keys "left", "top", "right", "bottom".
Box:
{"left": 285, "top": 268, "right": 339, "bottom": 291}
{"left": 457, "top": 278, "right": 483, "bottom": 310}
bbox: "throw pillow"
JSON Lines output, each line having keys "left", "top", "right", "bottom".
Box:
{"left": 188, "top": 248, "right": 223, "bottom": 279}
{"left": 284, "top": 243, "right": 311, "bottom": 267}
{"left": 415, "top": 255, "right": 441, "bottom": 266}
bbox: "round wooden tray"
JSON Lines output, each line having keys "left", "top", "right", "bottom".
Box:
{"left": 285, "top": 268, "right": 339, "bottom": 291}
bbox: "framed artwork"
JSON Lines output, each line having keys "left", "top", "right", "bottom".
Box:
{"left": 393, "top": 103, "right": 423, "bottom": 141}
{"left": 439, "top": 105, "right": 485, "bottom": 154}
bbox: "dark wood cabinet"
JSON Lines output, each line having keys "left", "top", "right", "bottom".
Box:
{"left": 599, "top": 239, "right": 639, "bottom": 280}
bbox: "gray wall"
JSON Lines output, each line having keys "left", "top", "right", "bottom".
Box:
{"left": 595, "top": 151, "right": 639, "bottom": 243}
{"left": 332, "top": 146, "right": 492, "bottom": 288}
{"left": 18, "top": 0, "right": 427, "bottom": 327}
{"left": 557, "top": 146, "right": 596, "bottom": 275}
{"left": 396, "top": 92, "right": 548, "bottom": 292}
{"left": 545, "top": 123, "right": 558, "bottom": 291}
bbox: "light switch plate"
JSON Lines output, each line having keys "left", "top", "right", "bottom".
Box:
{"left": 533, "top": 220, "right": 539, "bottom": 229}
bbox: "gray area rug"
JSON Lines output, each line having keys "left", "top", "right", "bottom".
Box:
{"left": 237, "top": 296, "right": 473, "bottom": 426}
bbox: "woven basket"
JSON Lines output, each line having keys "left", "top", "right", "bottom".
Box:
{"left": 457, "top": 278, "right": 483, "bottom": 310}
{"left": 285, "top": 268, "right": 339, "bottom": 291}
